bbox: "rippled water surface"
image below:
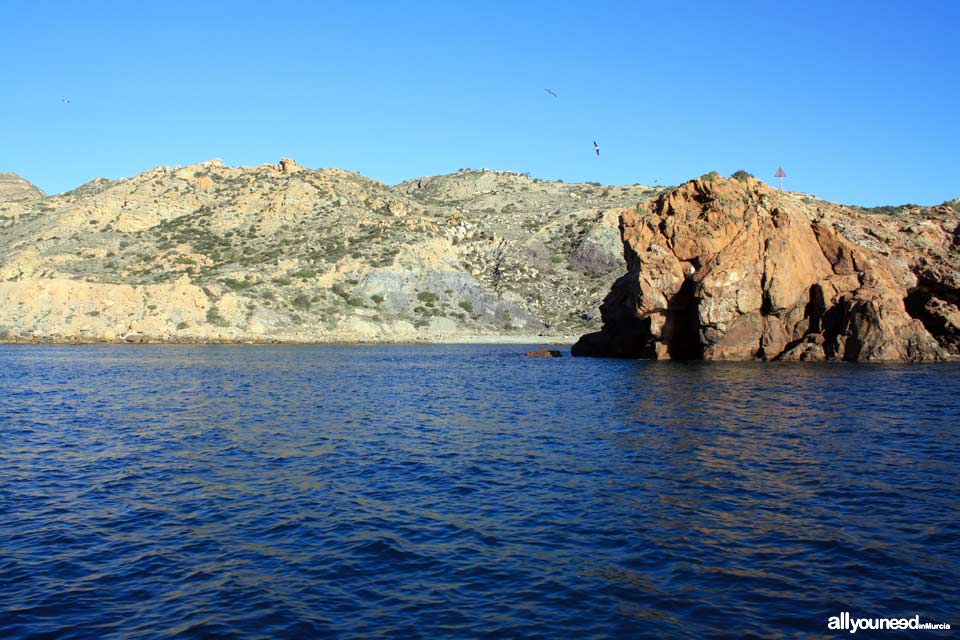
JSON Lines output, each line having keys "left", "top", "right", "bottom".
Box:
{"left": 1, "top": 345, "right": 958, "bottom": 639}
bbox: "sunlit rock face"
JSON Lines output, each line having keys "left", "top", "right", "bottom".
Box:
{"left": 0, "top": 173, "right": 45, "bottom": 201}
{"left": 574, "top": 175, "right": 953, "bottom": 362}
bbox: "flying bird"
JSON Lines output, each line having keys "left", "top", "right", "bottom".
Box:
{"left": 544, "top": 88, "right": 558, "bottom": 98}
{"left": 593, "top": 141, "right": 600, "bottom": 157}
{"left": 62, "top": 98, "right": 70, "bottom": 104}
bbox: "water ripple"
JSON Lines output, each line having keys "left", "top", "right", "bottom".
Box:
{"left": 1, "top": 346, "right": 958, "bottom": 638}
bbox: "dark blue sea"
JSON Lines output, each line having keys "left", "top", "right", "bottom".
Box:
{"left": 1, "top": 345, "right": 958, "bottom": 639}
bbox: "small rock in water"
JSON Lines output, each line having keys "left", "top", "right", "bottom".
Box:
{"left": 526, "top": 349, "right": 562, "bottom": 358}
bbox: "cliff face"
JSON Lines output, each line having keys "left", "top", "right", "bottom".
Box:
{"left": 0, "top": 173, "right": 45, "bottom": 201}
{"left": 573, "top": 175, "right": 959, "bottom": 362}
{"left": 0, "top": 159, "right": 659, "bottom": 343}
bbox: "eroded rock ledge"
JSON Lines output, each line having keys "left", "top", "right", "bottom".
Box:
{"left": 573, "top": 175, "right": 956, "bottom": 362}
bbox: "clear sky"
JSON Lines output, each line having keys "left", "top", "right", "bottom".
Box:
{"left": 2, "top": 0, "right": 958, "bottom": 205}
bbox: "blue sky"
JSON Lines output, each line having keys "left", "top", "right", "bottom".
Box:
{"left": 2, "top": 0, "right": 957, "bottom": 205}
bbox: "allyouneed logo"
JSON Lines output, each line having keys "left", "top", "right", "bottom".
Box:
{"left": 828, "top": 612, "right": 951, "bottom": 634}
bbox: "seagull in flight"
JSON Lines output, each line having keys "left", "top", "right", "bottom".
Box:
{"left": 62, "top": 98, "right": 71, "bottom": 104}
{"left": 544, "top": 88, "right": 558, "bottom": 98}
{"left": 593, "top": 141, "right": 600, "bottom": 157}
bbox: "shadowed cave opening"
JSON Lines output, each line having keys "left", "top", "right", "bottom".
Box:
{"left": 664, "top": 278, "right": 704, "bottom": 360}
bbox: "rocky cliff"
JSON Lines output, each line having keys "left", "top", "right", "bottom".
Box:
{"left": 0, "top": 159, "right": 659, "bottom": 343}
{"left": 573, "top": 174, "right": 960, "bottom": 361}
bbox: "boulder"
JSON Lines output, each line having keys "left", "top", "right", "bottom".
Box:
{"left": 526, "top": 348, "right": 562, "bottom": 358}
{"left": 277, "top": 158, "right": 303, "bottom": 174}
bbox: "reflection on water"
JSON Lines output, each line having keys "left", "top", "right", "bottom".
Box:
{"left": 1, "top": 346, "right": 958, "bottom": 639}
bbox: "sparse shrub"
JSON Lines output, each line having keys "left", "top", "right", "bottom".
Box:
{"left": 700, "top": 171, "right": 721, "bottom": 181}
{"left": 206, "top": 305, "right": 230, "bottom": 327}
{"left": 176, "top": 321, "right": 190, "bottom": 330}
{"left": 731, "top": 170, "right": 753, "bottom": 182}
{"left": 861, "top": 204, "right": 919, "bottom": 216}
{"left": 293, "top": 269, "right": 317, "bottom": 279}
{"left": 417, "top": 292, "right": 439, "bottom": 304}
{"left": 291, "top": 294, "right": 312, "bottom": 310}
{"left": 221, "top": 278, "right": 253, "bottom": 291}
{"left": 371, "top": 294, "right": 384, "bottom": 304}
{"left": 458, "top": 301, "right": 473, "bottom": 313}
{"left": 330, "top": 284, "right": 351, "bottom": 300}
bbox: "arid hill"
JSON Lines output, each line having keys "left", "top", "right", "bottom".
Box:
{"left": 0, "top": 173, "right": 45, "bottom": 201}
{"left": 0, "top": 159, "right": 659, "bottom": 343}
{"left": 573, "top": 173, "right": 960, "bottom": 361}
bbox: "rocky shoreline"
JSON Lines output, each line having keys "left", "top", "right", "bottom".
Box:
{"left": 2, "top": 163, "right": 956, "bottom": 361}
{"left": 0, "top": 334, "right": 580, "bottom": 346}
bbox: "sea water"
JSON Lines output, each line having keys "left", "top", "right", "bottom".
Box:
{"left": 1, "top": 345, "right": 957, "bottom": 638}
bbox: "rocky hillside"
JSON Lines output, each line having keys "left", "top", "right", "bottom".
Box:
{"left": 573, "top": 173, "right": 960, "bottom": 361}
{"left": 0, "top": 159, "right": 661, "bottom": 343}
{"left": 0, "top": 173, "right": 45, "bottom": 201}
